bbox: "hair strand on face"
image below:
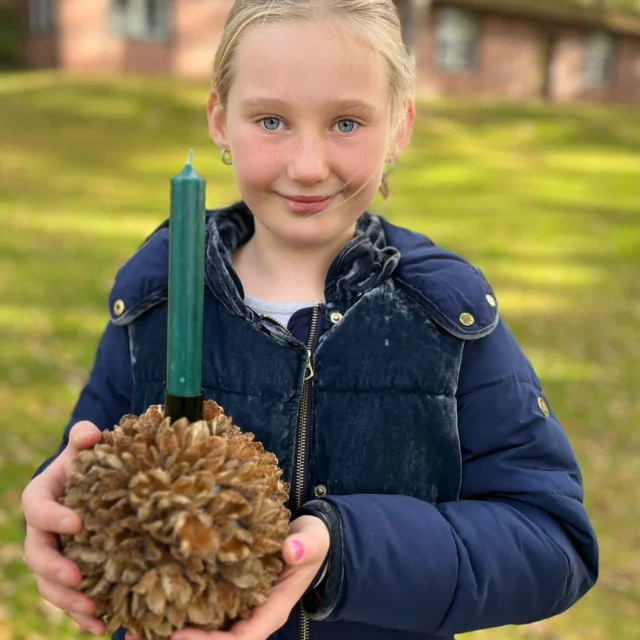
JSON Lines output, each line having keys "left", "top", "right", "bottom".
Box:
{"left": 301, "top": 164, "right": 390, "bottom": 224}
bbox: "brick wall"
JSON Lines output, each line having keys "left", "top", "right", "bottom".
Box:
{"left": 417, "top": 11, "right": 544, "bottom": 99}
{"left": 544, "top": 26, "right": 640, "bottom": 102}
{"left": 23, "top": 0, "right": 231, "bottom": 76}
{"left": 551, "top": 27, "right": 588, "bottom": 102}
{"left": 615, "top": 36, "right": 640, "bottom": 102}
{"left": 58, "top": 0, "right": 120, "bottom": 73}
{"left": 21, "top": 0, "right": 640, "bottom": 104}
{"left": 415, "top": 6, "right": 640, "bottom": 103}
{"left": 23, "top": 31, "right": 57, "bottom": 68}
{"left": 21, "top": 0, "right": 57, "bottom": 69}
{"left": 173, "top": 0, "right": 232, "bottom": 78}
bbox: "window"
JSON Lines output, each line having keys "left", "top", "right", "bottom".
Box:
{"left": 111, "top": 0, "right": 171, "bottom": 41}
{"left": 584, "top": 30, "right": 615, "bottom": 87}
{"left": 436, "top": 6, "right": 479, "bottom": 72}
{"left": 29, "top": 0, "right": 55, "bottom": 34}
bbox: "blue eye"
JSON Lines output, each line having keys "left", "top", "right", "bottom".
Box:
{"left": 260, "top": 117, "right": 282, "bottom": 131}
{"left": 336, "top": 119, "right": 358, "bottom": 134}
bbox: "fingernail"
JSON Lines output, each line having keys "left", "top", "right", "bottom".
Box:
{"left": 72, "top": 601, "right": 88, "bottom": 614}
{"left": 60, "top": 516, "right": 74, "bottom": 532}
{"left": 291, "top": 539, "right": 305, "bottom": 561}
{"left": 56, "top": 569, "right": 69, "bottom": 583}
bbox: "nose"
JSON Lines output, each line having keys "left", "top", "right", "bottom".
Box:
{"left": 287, "top": 132, "right": 330, "bottom": 184}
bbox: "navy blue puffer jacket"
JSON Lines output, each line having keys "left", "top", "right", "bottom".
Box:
{"left": 35, "top": 202, "right": 598, "bottom": 640}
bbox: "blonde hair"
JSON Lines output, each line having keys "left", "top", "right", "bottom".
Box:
{"left": 212, "top": 0, "right": 415, "bottom": 199}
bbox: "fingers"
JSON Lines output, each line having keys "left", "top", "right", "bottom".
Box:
{"left": 172, "top": 571, "right": 308, "bottom": 640}
{"left": 23, "top": 527, "right": 82, "bottom": 587}
{"left": 68, "top": 611, "right": 107, "bottom": 636}
{"left": 22, "top": 421, "right": 104, "bottom": 634}
{"left": 22, "top": 421, "right": 101, "bottom": 534}
{"left": 23, "top": 487, "right": 82, "bottom": 536}
{"left": 172, "top": 519, "right": 330, "bottom": 639}
{"left": 65, "top": 421, "right": 103, "bottom": 458}
{"left": 36, "top": 575, "right": 97, "bottom": 619}
{"left": 223, "top": 588, "right": 294, "bottom": 639}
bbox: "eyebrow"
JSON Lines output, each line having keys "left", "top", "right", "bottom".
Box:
{"left": 241, "top": 97, "right": 378, "bottom": 117}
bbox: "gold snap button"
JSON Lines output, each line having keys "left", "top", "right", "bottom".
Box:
{"left": 459, "top": 312, "right": 475, "bottom": 327}
{"left": 538, "top": 397, "right": 550, "bottom": 418}
{"left": 330, "top": 312, "right": 343, "bottom": 324}
{"left": 314, "top": 485, "right": 328, "bottom": 498}
{"left": 113, "top": 299, "right": 126, "bottom": 317}
{"left": 486, "top": 294, "right": 497, "bottom": 308}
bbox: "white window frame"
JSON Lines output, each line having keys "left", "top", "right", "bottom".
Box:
{"left": 436, "top": 6, "right": 479, "bottom": 73}
{"left": 29, "top": 0, "right": 55, "bottom": 34}
{"left": 584, "top": 30, "right": 615, "bottom": 87}
{"left": 111, "top": 0, "right": 171, "bottom": 42}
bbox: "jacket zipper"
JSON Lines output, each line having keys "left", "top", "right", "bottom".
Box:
{"left": 262, "top": 307, "right": 320, "bottom": 640}
{"left": 296, "top": 305, "right": 319, "bottom": 640}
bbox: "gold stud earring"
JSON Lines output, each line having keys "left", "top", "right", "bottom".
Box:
{"left": 221, "top": 148, "right": 233, "bottom": 166}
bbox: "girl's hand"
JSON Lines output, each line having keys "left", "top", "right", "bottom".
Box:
{"left": 126, "top": 515, "right": 330, "bottom": 640}
{"left": 22, "top": 422, "right": 105, "bottom": 635}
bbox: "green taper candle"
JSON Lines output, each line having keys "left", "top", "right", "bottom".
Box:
{"left": 164, "top": 150, "right": 206, "bottom": 422}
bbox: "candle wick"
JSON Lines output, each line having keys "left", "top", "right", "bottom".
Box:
{"left": 187, "top": 148, "right": 194, "bottom": 167}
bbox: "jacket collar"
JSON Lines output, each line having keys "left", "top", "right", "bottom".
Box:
{"left": 204, "top": 201, "right": 400, "bottom": 318}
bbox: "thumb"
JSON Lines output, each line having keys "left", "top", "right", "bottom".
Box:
{"left": 64, "top": 421, "right": 102, "bottom": 459}
{"left": 282, "top": 515, "right": 330, "bottom": 566}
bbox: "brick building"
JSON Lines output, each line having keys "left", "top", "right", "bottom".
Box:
{"left": 22, "top": 0, "right": 640, "bottom": 103}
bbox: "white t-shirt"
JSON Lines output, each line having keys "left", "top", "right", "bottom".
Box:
{"left": 245, "top": 295, "right": 318, "bottom": 329}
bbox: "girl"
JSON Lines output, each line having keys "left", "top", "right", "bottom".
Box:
{"left": 22, "top": 1, "right": 598, "bottom": 640}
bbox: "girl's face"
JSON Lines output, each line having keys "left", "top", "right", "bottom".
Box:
{"left": 208, "top": 20, "right": 414, "bottom": 250}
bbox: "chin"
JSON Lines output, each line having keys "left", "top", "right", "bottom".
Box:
{"left": 273, "top": 218, "right": 349, "bottom": 248}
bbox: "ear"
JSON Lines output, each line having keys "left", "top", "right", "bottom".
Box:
{"left": 388, "top": 99, "right": 415, "bottom": 161}
{"left": 207, "top": 90, "right": 230, "bottom": 150}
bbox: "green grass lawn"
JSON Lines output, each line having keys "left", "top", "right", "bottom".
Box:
{"left": 0, "top": 72, "right": 638, "bottom": 640}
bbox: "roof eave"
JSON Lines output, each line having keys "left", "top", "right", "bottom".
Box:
{"left": 435, "top": 0, "right": 640, "bottom": 37}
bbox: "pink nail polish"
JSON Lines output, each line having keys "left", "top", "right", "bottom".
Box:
{"left": 291, "top": 539, "right": 305, "bottom": 561}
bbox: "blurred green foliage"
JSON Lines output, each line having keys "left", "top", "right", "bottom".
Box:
{"left": 0, "top": 72, "right": 638, "bottom": 640}
{"left": 0, "top": 1, "right": 21, "bottom": 70}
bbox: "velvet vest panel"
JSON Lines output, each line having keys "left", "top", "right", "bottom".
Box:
{"left": 126, "top": 279, "right": 463, "bottom": 506}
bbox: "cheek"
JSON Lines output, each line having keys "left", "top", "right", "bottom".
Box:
{"left": 339, "top": 138, "right": 386, "bottom": 189}
{"left": 229, "top": 127, "right": 279, "bottom": 188}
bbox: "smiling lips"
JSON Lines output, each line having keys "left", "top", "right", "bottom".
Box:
{"left": 279, "top": 193, "right": 338, "bottom": 214}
